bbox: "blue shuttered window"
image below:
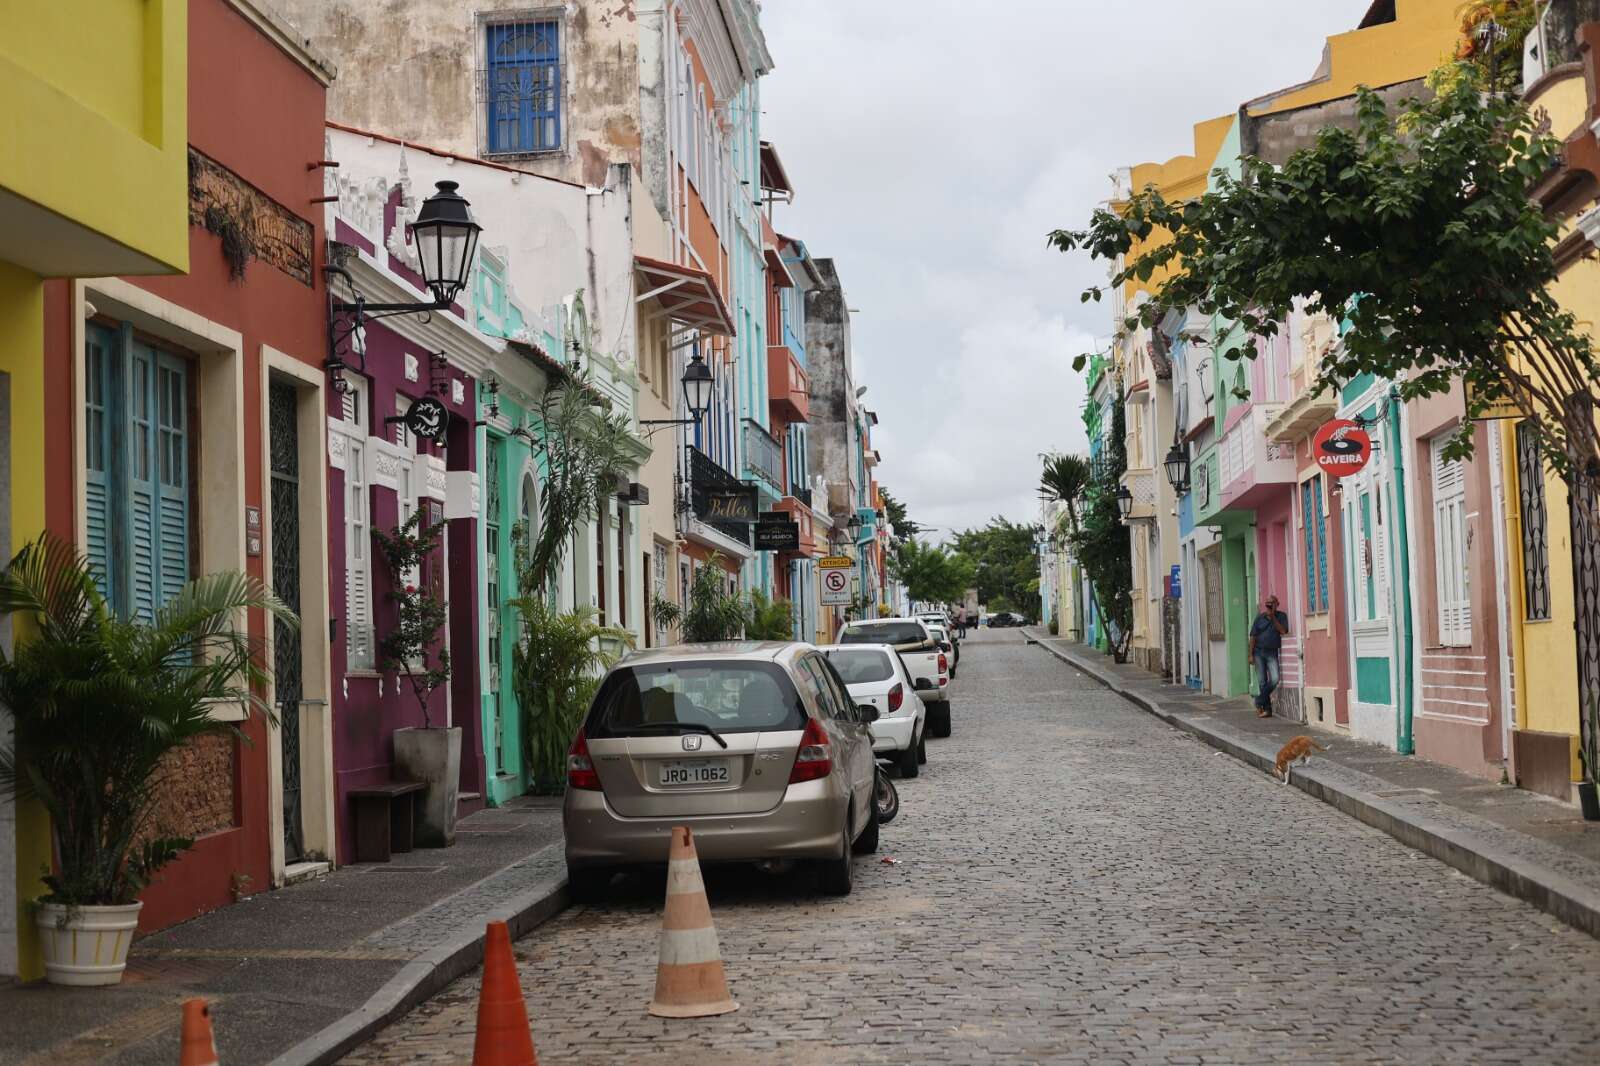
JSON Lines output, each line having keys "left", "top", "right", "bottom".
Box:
{"left": 486, "top": 20, "right": 561, "bottom": 155}
{"left": 84, "top": 324, "right": 192, "bottom": 619}
{"left": 1301, "top": 475, "right": 1330, "bottom": 613}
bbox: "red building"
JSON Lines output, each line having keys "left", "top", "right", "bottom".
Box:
{"left": 42, "top": 0, "right": 335, "bottom": 931}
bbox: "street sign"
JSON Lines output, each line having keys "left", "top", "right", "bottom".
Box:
{"left": 818, "top": 555, "right": 854, "bottom": 569}
{"left": 1312, "top": 419, "right": 1373, "bottom": 478}
{"left": 821, "top": 567, "right": 852, "bottom": 605}
{"left": 1170, "top": 564, "right": 1182, "bottom": 599}
{"left": 753, "top": 518, "right": 799, "bottom": 552}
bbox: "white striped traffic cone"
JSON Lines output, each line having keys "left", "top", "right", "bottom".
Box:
{"left": 648, "top": 826, "right": 737, "bottom": 1018}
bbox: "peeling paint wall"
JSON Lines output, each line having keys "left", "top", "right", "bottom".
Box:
{"left": 274, "top": 1, "right": 647, "bottom": 192}
{"left": 805, "top": 258, "right": 857, "bottom": 517}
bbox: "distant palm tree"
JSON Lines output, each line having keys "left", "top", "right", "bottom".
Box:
{"left": 1038, "top": 453, "right": 1093, "bottom": 534}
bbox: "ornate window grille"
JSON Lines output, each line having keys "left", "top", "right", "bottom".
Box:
{"left": 481, "top": 20, "right": 561, "bottom": 156}
{"left": 1516, "top": 420, "right": 1551, "bottom": 622}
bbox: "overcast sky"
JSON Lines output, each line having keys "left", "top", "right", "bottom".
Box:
{"left": 760, "top": 1, "right": 1365, "bottom": 540}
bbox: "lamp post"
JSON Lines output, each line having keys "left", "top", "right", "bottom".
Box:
{"left": 1163, "top": 443, "right": 1190, "bottom": 495}
{"left": 324, "top": 180, "right": 483, "bottom": 394}
{"left": 641, "top": 351, "right": 716, "bottom": 430}
{"left": 1116, "top": 485, "right": 1134, "bottom": 522}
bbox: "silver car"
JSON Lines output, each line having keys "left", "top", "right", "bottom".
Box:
{"left": 563, "top": 642, "right": 880, "bottom": 899}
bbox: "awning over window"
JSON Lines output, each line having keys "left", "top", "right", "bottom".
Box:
{"left": 635, "top": 255, "right": 736, "bottom": 337}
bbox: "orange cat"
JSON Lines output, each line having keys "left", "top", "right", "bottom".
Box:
{"left": 1274, "top": 735, "right": 1328, "bottom": 783}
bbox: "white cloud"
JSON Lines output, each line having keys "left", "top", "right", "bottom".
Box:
{"left": 761, "top": 1, "right": 1367, "bottom": 534}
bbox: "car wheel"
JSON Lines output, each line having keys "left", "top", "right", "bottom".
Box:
{"left": 917, "top": 733, "right": 928, "bottom": 764}
{"left": 818, "top": 817, "right": 854, "bottom": 895}
{"left": 929, "top": 702, "right": 952, "bottom": 738}
{"left": 897, "top": 737, "right": 920, "bottom": 778}
{"left": 852, "top": 791, "right": 880, "bottom": 855}
{"left": 567, "top": 865, "right": 613, "bottom": 904}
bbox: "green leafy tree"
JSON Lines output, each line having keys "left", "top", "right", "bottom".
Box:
{"left": 746, "top": 591, "right": 796, "bottom": 640}
{"left": 890, "top": 538, "right": 975, "bottom": 607}
{"left": 879, "top": 488, "right": 922, "bottom": 544}
{"left": 1039, "top": 453, "right": 1094, "bottom": 536}
{"left": 506, "top": 523, "right": 632, "bottom": 791}
{"left": 952, "top": 518, "right": 1043, "bottom": 621}
{"left": 374, "top": 510, "right": 451, "bottom": 728}
{"left": 521, "top": 372, "right": 636, "bottom": 594}
{"left": 652, "top": 554, "right": 753, "bottom": 642}
{"left": 0, "top": 535, "right": 295, "bottom": 905}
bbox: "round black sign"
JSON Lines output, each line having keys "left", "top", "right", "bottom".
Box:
{"left": 405, "top": 395, "right": 449, "bottom": 441}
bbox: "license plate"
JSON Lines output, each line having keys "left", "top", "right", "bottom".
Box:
{"left": 657, "top": 759, "right": 731, "bottom": 786}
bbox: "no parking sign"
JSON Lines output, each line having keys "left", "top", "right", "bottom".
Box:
{"left": 821, "top": 568, "right": 852, "bottom": 606}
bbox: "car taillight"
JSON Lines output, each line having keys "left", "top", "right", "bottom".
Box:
{"left": 567, "top": 728, "right": 601, "bottom": 791}
{"left": 888, "top": 683, "right": 903, "bottom": 712}
{"left": 938, "top": 653, "right": 948, "bottom": 673}
{"left": 788, "top": 718, "right": 832, "bottom": 783}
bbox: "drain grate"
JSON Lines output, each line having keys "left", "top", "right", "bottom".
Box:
{"left": 365, "top": 864, "right": 446, "bottom": 874}
{"left": 1373, "top": 787, "right": 1435, "bottom": 798}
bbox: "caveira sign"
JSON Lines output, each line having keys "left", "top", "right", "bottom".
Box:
{"left": 1311, "top": 419, "right": 1372, "bottom": 478}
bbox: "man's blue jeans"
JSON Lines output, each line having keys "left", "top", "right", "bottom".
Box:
{"left": 1255, "top": 651, "right": 1281, "bottom": 711}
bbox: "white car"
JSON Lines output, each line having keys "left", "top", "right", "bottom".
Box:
{"left": 835, "top": 617, "right": 951, "bottom": 738}
{"left": 925, "top": 622, "right": 959, "bottom": 678}
{"left": 819, "top": 643, "right": 927, "bottom": 777}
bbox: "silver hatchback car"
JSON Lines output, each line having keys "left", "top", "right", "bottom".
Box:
{"left": 563, "top": 642, "right": 880, "bottom": 899}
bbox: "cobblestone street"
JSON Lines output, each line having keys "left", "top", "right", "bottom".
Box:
{"left": 340, "top": 630, "right": 1600, "bottom": 1064}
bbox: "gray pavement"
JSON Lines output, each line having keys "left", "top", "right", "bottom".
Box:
{"left": 0, "top": 796, "right": 566, "bottom": 1066}
{"left": 1029, "top": 631, "right": 1600, "bottom": 937}
{"left": 336, "top": 628, "right": 1600, "bottom": 1064}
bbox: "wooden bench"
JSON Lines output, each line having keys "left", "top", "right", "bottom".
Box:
{"left": 349, "top": 782, "right": 427, "bottom": 863}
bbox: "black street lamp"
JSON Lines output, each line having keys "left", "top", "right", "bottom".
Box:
{"left": 1164, "top": 443, "right": 1190, "bottom": 494}
{"left": 324, "top": 180, "right": 484, "bottom": 393}
{"left": 1115, "top": 485, "right": 1134, "bottom": 522}
{"left": 641, "top": 351, "right": 716, "bottom": 430}
{"left": 847, "top": 512, "right": 864, "bottom": 540}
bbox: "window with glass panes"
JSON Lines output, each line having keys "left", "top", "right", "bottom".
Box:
{"left": 485, "top": 20, "right": 560, "bottom": 155}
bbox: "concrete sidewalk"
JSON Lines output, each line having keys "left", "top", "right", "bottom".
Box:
{"left": 1026, "top": 630, "right": 1600, "bottom": 940}
{"left": 1, "top": 796, "right": 569, "bottom": 1066}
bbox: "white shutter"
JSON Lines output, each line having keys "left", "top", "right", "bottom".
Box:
{"left": 1432, "top": 437, "right": 1471, "bottom": 646}
{"left": 343, "top": 382, "right": 374, "bottom": 669}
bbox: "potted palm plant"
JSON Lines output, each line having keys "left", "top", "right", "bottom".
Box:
{"left": 374, "top": 511, "right": 457, "bottom": 846}
{"left": 0, "top": 535, "right": 293, "bottom": 985}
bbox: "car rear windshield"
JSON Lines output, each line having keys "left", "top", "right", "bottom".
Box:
{"left": 822, "top": 648, "right": 894, "bottom": 684}
{"left": 586, "top": 661, "right": 807, "bottom": 737}
{"left": 840, "top": 621, "right": 925, "bottom": 646}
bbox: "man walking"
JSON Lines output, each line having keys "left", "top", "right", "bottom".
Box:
{"left": 1247, "top": 594, "right": 1289, "bottom": 717}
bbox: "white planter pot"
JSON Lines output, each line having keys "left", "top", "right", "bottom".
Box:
{"left": 34, "top": 901, "right": 143, "bottom": 986}
{"left": 393, "top": 726, "right": 462, "bottom": 848}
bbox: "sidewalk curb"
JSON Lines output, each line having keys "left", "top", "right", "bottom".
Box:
{"left": 266, "top": 865, "right": 568, "bottom": 1066}
{"left": 1028, "top": 632, "right": 1600, "bottom": 942}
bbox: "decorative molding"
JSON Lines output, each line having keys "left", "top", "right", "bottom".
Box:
{"left": 405, "top": 353, "right": 420, "bottom": 382}
{"left": 424, "top": 456, "right": 449, "bottom": 502}
{"left": 326, "top": 420, "right": 349, "bottom": 471}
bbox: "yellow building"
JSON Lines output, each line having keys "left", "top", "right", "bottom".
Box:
{"left": 1502, "top": 32, "right": 1597, "bottom": 802}
{"left": 0, "top": 0, "right": 190, "bottom": 979}
{"left": 1114, "top": 116, "right": 1230, "bottom": 677}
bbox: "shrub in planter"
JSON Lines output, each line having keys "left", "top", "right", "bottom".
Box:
{"left": 374, "top": 511, "right": 459, "bottom": 845}
{"left": 0, "top": 536, "right": 293, "bottom": 984}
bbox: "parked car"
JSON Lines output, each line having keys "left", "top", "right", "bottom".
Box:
{"left": 917, "top": 611, "right": 954, "bottom": 639}
{"left": 820, "top": 643, "right": 927, "bottom": 777}
{"left": 987, "top": 612, "right": 1027, "bottom": 628}
{"left": 563, "top": 642, "right": 880, "bottom": 900}
{"left": 836, "top": 618, "right": 951, "bottom": 737}
{"left": 926, "top": 622, "right": 959, "bottom": 677}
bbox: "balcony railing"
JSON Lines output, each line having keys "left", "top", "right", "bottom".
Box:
{"left": 1216, "top": 402, "right": 1295, "bottom": 510}
{"left": 1120, "top": 468, "right": 1158, "bottom": 522}
{"left": 742, "top": 419, "right": 785, "bottom": 492}
{"left": 686, "top": 446, "right": 751, "bottom": 546}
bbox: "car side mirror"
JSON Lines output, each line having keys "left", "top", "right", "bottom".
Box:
{"left": 856, "top": 704, "right": 879, "bottom": 723}
{"left": 914, "top": 678, "right": 936, "bottom": 692}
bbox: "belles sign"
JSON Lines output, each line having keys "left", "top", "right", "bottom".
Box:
{"left": 1311, "top": 419, "right": 1372, "bottom": 478}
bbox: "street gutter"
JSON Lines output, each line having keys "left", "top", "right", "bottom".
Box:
{"left": 265, "top": 867, "right": 568, "bottom": 1066}
{"left": 1028, "top": 630, "right": 1600, "bottom": 943}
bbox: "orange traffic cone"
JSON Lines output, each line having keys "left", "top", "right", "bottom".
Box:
{"left": 472, "top": 921, "right": 539, "bottom": 1066}
{"left": 178, "top": 998, "right": 219, "bottom": 1066}
{"left": 648, "top": 826, "right": 737, "bottom": 1018}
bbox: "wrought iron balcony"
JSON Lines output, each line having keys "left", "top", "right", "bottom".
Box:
{"left": 742, "top": 418, "right": 785, "bottom": 492}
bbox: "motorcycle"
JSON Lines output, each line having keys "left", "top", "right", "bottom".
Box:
{"left": 874, "top": 759, "right": 900, "bottom": 824}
